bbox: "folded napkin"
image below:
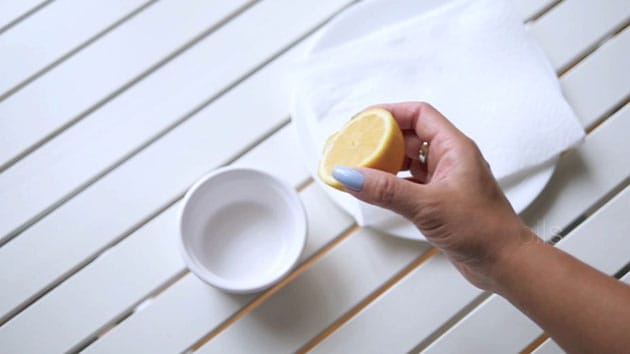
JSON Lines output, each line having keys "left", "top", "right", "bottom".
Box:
{"left": 291, "top": 0, "right": 584, "bottom": 239}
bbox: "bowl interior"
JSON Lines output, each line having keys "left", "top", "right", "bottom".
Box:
{"left": 180, "top": 168, "right": 305, "bottom": 293}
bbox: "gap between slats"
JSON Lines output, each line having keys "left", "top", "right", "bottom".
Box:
{"left": 524, "top": 0, "right": 562, "bottom": 22}
{"left": 297, "top": 247, "right": 441, "bottom": 353}
{"left": 521, "top": 333, "right": 551, "bottom": 354}
{"left": 0, "top": 0, "right": 52, "bottom": 35}
{"left": 0, "top": 117, "right": 290, "bottom": 327}
{"left": 0, "top": 0, "right": 362, "bottom": 339}
{"left": 557, "top": 20, "right": 630, "bottom": 77}
{"left": 70, "top": 268, "right": 189, "bottom": 354}
{"left": 182, "top": 223, "right": 360, "bottom": 353}
{"left": 0, "top": 0, "right": 159, "bottom": 104}
{"left": 584, "top": 95, "right": 630, "bottom": 135}
{"left": 0, "top": 0, "right": 353, "bottom": 248}
{"left": 0, "top": 0, "right": 259, "bottom": 174}
{"left": 549, "top": 174, "right": 629, "bottom": 245}
{"left": 613, "top": 261, "right": 630, "bottom": 280}
{"left": 520, "top": 260, "right": 630, "bottom": 354}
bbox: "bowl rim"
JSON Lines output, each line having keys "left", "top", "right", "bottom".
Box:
{"left": 178, "top": 166, "right": 307, "bottom": 294}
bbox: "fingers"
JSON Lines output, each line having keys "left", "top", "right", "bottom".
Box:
{"left": 408, "top": 160, "right": 429, "bottom": 182}
{"left": 332, "top": 166, "right": 426, "bottom": 220}
{"left": 374, "top": 102, "right": 474, "bottom": 175}
{"left": 374, "top": 102, "right": 464, "bottom": 143}
{"left": 403, "top": 131, "right": 425, "bottom": 160}
{"left": 400, "top": 131, "right": 429, "bottom": 182}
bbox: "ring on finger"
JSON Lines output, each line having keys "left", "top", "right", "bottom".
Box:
{"left": 418, "top": 141, "right": 430, "bottom": 164}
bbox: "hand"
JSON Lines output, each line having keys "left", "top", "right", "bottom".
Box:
{"left": 334, "top": 102, "right": 630, "bottom": 351}
{"left": 332, "top": 102, "right": 539, "bottom": 290}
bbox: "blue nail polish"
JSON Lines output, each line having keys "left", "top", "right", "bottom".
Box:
{"left": 332, "top": 166, "right": 364, "bottom": 191}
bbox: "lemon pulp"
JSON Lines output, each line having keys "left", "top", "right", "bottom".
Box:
{"left": 318, "top": 108, "right": 405, "bottom": 190}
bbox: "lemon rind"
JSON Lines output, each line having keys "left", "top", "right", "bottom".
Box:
{"left": 318, "top": 108, "right": 404, "bottom": 190}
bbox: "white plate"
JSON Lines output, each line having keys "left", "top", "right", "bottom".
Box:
{"left": 178, "top": 167, "right": 307, "bottom": 293}
{"left": 292, "top": 0, "right": 557, "bottom": 239}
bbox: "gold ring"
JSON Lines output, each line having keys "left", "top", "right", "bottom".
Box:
{"left": 418, "top": 141, "right": 429, "bottom": 164}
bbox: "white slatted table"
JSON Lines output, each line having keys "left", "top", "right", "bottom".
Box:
{"left": 0, "top": 1, "right": 627, "bottom": 353}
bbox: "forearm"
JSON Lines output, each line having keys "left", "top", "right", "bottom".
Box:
{"left": 492, "top": 233, "right": 630, "bottom": 354}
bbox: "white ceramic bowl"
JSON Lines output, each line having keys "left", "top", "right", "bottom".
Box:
{"left": 178, "top": 167, "right": 307, "bottom": 294}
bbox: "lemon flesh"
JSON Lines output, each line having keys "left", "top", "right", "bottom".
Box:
{"left": 318, "top": 108, "right": 405, "bottom": 190}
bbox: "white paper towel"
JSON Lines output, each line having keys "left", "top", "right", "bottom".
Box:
{"left": 290, "top": 0, "right": 585, "bottom": 239}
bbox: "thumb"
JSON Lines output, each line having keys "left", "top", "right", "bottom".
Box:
{"left": 332, "top": 166, "right": 425, "bottom": 220}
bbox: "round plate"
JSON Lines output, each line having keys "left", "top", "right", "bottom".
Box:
{"left": 294, "top": 0, "right": 557, "bottom": 239}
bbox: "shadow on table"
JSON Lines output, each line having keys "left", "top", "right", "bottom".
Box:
{"left": 521, "top": 151, "right": 590, "bottom": 237}
{"left": 246, "top": 229, "right": 429, "bottom": 345}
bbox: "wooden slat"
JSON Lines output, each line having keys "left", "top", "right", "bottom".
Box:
{"left": 310, "top": 253, "right": 479, "bottom": 354}
{"left": 310, "top": 105, "right": 630, "bottom": 352}
{"left": 0, "top": 151, "right": 345, "bottom": 354}
{"left": 0, "top": 0, "right": 250, "bottom": 169}
{"left": 231, "top": 126, "right": 310, "bottom": 190}
{"left": 560, "top": 27, "right": 630, "bottom": 128}
{"left": 425, "top": 297, "right": 536, "bottom": 354}
{"left": 528, "top": 0, "right": 630, "bottom": 71}
{"left": 0, "top": 0, "right": 346, "bottom": 245}
{"left": 0, "top": 203, "right": 184, "bottom": 354}
{"left": 88, "top": 273, "right": 252, "bottom": 354}
{"left": 229, "top": 123, "right": 314, "bottom": 189}
{"left": 551, "top": 189, "right": 630, "bottom": 275}
{"left": 0, "top": 1, "right": 47, "bottom": 31}
{"left": 0, "top": 0, "right": 151, "bottom": 97}
{"left": 531, "top": 273, "right": 630, "bottom": 354}
{"left": 522, "top": 104, "right": 630, "bottom": 238}
{"left": 0, "top": 0, "right": 352, "bottom": 323}
{"left": 204, "top": 236, "right": 433, "bottom": 354}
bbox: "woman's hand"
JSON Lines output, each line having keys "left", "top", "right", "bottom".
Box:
{"left": 333, "top": 102, "right": 630, "bottom": 352}
{"left": 332, "top": 102, "right": 539, "bottom": 290}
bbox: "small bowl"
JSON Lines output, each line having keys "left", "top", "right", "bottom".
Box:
{"left": 178, "top": 167, "right": 307, "bottom": 294}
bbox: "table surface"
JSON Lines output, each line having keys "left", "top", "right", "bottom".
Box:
{"left": 0, "top": 0, "right": 628, "bottom": 353}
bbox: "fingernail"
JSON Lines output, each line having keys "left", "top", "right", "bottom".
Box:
{"left": 332, "top": 166, "right": 364, "bottom": 191}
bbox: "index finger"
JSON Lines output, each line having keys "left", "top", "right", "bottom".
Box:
{"left": 373, "top": 101, "right": 464, "bottom": 143}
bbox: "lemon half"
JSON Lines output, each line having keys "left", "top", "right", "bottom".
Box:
{"left": 318, "top": 108, "right": 405, "bottom": 190}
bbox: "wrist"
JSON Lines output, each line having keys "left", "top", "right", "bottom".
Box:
{"left": 485, "top": 225, "right": 544, "bottom": 294}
